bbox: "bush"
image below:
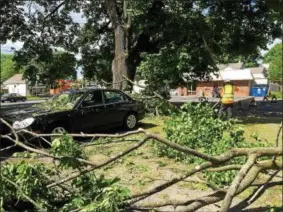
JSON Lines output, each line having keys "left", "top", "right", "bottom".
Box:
{"left": 154, "top": 102, "right": 270, "bottom": 187}
{"left": 271, "top": 91, "right": 282, "bottom": 99}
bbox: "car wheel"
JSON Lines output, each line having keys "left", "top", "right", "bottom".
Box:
{"left": 124, "top": 113, "right": 137, "bottom": 130}
{"left": 51, "top": 126, "right": 67, "bottom": 142}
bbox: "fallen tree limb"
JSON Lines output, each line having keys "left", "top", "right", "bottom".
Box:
{"left": 221, "top": 154, "right": 257, "bottom": 212}
{"left": 208, "top": 164, "right": 242, "bottom": 172}
{"left": 247, "top": 169, "right": 281, "bottom": 205}
{"left": 1, "top": 175, "right": 47, "bottom": 211}
{"left": 47, "top": 136, "right": 150, "bottom": 188}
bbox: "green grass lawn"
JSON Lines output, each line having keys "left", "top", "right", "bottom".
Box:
{"left": 239, "top": 116, "right": 282, "bottom": 145}
{"left": 27, "top": 96, "right": 42, "bottom": 100}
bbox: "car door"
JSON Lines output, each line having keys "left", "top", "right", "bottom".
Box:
{"left": 9, "top": 93, "right": 16, "bottom": 102}
{"left": 72, "top": 90, "right": 106, "bottom": 133}
{"left": 102, "top": 90, "right": 130, "bottom": 126}
{"left": 15, "top": 93, "right": 22, "bottom": 101}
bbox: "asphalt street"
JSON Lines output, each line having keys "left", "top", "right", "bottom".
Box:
{"left": 1, "top": 100, "right": 45, "bottom": 106}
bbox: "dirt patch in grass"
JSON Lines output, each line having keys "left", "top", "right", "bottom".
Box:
{"left": 85, "top": 139, "right": 223, "bottom": 211}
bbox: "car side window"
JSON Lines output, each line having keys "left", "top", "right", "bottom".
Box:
{"left": 103, "top": 91, "right": 126, "bottom": 104}
{"left": 81, "top": 90, "right": 103, "bottom": 107}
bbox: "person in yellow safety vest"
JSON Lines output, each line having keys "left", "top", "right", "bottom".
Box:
{"left": 218, "top": 79, "right": 234, "bottom": 120}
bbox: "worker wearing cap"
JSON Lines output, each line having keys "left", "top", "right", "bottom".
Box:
{"left": 219, "top": 79, "right": 234, "bottom": 119}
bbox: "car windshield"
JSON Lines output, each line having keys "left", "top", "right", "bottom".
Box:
{"left": 36, "top": 90, "right": 85, "bottom": 111}
{"left": 2, "top": 94, "right": 9, "bottom": 97}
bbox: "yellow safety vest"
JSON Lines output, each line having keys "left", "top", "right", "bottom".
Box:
{"left": 221, "top": 84, "right": 234, "bottom": 104}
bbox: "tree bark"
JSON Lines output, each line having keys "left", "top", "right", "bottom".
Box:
{"left": 105, "top": 0, "right": 133, "bottom": 90}
{"left": 112, "top": 25, "right": 131, "bottom": 90}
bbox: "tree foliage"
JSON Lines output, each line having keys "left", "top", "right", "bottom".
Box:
{"left": 0, "top": 54, "right": 21, "bottom": 82}
{"left": 263, "top": 43, "right": 282, "bottom": 83}
{"left": 0, "top": 0, "right": 281, "bottom": 93}
{"left": 0, "top": 137, "right": 130, "bottom": 212}
{"left": 155, "top": 103, "right": 270, "bottom": 187}
{"left": 263, "top": 43, "right": 282, "bottom": 63}
{"left": 13, "top": 51, "right": 77, "bottom": 87}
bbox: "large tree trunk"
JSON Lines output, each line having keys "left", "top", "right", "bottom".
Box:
{"left": 112, "top": 25, "right": 131, "bottom": 90}
{"left": 106, "top": 0, "right": 134, "bottom": 90}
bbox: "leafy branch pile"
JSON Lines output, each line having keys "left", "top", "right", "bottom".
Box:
{"left": 0, "top": 115, "right": 281, "bottom": 212}
{"left": 0, "top": 134, "right": 129, "bottom": 212}
{"left": 155, "top": 103, "right": 271, "bottom": 187}
{"left": 129, "top": 92, "right": 176, "bottom": 116}
{"left": 35, "top": 94, "right": 77, "bottom": 112}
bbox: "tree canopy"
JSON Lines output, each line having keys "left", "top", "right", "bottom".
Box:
{"left": 13, "top": 51, "right": 77, "bottom": 87}
{"left": 0, "top": 54, "right": 21, "bottom": 82}
{"left": 263, "top": 43, "right": 282, "bottom": 63}
{"left": 1, "top": 0, "right": 281, "bottom": 93}
{"left": 263, "top": 43, "right": 282, "bottom": 83}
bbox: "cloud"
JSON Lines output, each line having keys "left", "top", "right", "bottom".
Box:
{"left": 1, "top": 41, "right": 24, "bottom": 54}
{"left": 70, "top": 12, "right": 86, "bottom": 24}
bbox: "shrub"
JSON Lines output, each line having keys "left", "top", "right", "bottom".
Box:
{"left": 271, "top": 91, "right": 282, "bottom": 99}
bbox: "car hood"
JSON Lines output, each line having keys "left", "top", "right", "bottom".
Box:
{"left": 1, "top": 107, "right": 51, "bottom": 122}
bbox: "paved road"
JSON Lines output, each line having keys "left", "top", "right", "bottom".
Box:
{"left": 1, "top": 100, "right": 45, "bottom": 106}
{"left": 0, "top": 100, "right": 46, "bottom": 112}
{"left": 169, "top": 95, "right": 254, "bottom": 103}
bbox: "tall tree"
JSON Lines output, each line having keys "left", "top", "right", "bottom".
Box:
{"left": 263, "top": 43, "right": 282, "bottom": 63}
{"left": 263, "top": 43, "right": 282, "bottom": 84}
{"left": 0, "top": 54, "right": 21, "bottom": 82}
{"left": 1, "top": 0, "right": 281, "bottom": 92}
{"left": 14, "top": 51, "right": 77, "bottom": 87}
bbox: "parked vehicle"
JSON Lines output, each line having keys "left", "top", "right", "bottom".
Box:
{"left": 1, "top": 93, "right": 27, "bottom": 103}
{"left": 0, "top": 88, "right": 145, "bottom": 136}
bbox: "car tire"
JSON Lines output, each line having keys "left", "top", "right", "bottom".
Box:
{"left": 124, "top": 113, "right": 138, "bottom": 130}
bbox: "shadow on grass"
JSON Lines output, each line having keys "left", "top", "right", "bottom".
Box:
{"left": 228, "top": 181, "right": 282, "bottom": 212}
{"left": 138, "top": 122, "right": 158, "bottom": 130}
{"left": 238, "top": 116, "right": 282, "bottom": 125}
{"left": 0, "top": 140, "right": 24, "bottom": 162}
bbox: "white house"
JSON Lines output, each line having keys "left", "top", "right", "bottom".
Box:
{"left": 3, "top": 74, "right": 28, "bottom": 96}
{"left": 249, "top": 67, "right": 268, "bottom": 87}
{"left": 3, "top": 74, "right": 48, "bottom": 96}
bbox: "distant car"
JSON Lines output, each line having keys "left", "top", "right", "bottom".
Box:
{"left": 1, "top": 93, "right": 27, "bottom": 103}
{"left": 0, "top": 88, "right": 145, "bottom": 136}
